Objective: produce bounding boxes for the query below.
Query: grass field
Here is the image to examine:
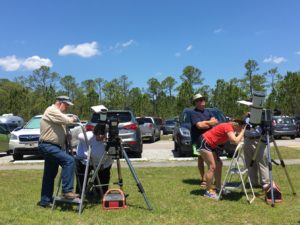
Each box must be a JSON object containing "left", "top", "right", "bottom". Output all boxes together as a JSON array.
[{"left": 0, "top": 164, "right": 299, "bottom": 225}]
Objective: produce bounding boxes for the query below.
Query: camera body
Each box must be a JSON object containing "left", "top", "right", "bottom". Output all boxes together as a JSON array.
[
  {"left": 91, "top": 105, "right": 119, "bottom": 141},
  {"left": 238, "top": 92, "right": 280, "bottom": 133}
]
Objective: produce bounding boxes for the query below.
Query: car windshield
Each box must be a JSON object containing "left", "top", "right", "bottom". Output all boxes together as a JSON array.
[
  {"left": 276, "top": 118, "right": 293, "bottom": 124},
  {"left": 165, "top": 120, "right": 175, "bottom": 125},
  {"left": 137, "top": 118, "right": 152, "bottom": 124},
  {"left": 25, "top": 117, "right": 41, "bottom": 129}
]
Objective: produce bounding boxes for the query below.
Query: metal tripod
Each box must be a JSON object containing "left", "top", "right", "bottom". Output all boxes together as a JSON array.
[
  {"left": 89, "top": 136, "right": 153, "bottom": 210},
  {"left": 250, "top": 127, "right": 296, "bottom": 207}
]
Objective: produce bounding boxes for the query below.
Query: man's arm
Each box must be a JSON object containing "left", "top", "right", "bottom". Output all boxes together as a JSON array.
[{"left": 196, "top": 117, "right": 218, "bottom": 129}]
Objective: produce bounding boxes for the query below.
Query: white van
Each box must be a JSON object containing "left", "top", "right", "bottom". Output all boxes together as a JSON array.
[{"left": 0, "top": 114, "right": 24, "bottom": 131}]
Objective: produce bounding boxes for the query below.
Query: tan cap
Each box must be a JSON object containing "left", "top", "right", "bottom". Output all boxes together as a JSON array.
[{"left": 192, "top": 93, "right": 205, "bottom": 103}]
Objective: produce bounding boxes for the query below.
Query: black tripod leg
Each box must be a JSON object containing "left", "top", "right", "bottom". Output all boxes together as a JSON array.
[
  {"left": 266, "top": 133, "right": 275, "bottom": 207},
  {"left": 121, "top": 147, "right": 153, "bottom": 210},
  {"left": 272, "top": 139, "right": 296, "bottom": 195}
]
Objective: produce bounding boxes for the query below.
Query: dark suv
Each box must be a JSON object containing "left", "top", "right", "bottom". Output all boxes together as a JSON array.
[
  {"left": 272, "top": 116, "right": 297, "bottom": 139},
  {"left": 173, "top": 108, "right": 235, "bottom": 157},
  {"left": 86, "top": 110, "right": 143, "bottom": 158}
]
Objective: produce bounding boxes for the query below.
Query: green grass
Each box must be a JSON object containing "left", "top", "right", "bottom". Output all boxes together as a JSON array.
[
  {"left": 0, "top": 165, "right": 299, "bottom": 225},
  {"left": 271, "top": 146, "right": 300, "bottom": 159}
]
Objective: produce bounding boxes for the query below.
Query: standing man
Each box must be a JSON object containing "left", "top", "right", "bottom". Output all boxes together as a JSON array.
[
  {"left": 38, "top": 96, "right": 79, "bottom": 208},
  {"left": 243, "top": 112, "right": 270, "bottom": 189},
  {"left": 190, "top": 93, "right": 218, "bottom": 186}
]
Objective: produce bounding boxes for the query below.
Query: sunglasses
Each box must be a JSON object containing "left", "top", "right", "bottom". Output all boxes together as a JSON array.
[{"left": 195, "top": 98, "right": 205, "bottom": 102}]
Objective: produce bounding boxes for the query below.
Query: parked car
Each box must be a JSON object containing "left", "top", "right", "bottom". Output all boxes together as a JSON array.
[
  {"left": 162, "top": 119, "right": 176, "bottom": 135},
  {"left": 272, "top": 116, "right": 297, "bottom": 139},
  {"left": 154, "top": 117, "right": 163, "bottom": 130},
  {"left": 0, "top": 123, "right": 10, "bottom": 154},
  {"left": 9, "top": 114, "right": 80, "bottom": 160},
  {"left": 86, "top": 110, "right": 143, "bottom": 158},
  {"left": 0, "top": 114, "right": 24, "bottom": 131},
  {"left": 172, "top": 108, "right": 235, "bottom": 157},
  {"left": 293, "top": 115, "right": 300, "bottom": 137},
  {"left": 9, "top": 115, "right": 42, "bottom": 160},
  {"left": 136, "top": 116, "right": 161, "bottom": 143}
]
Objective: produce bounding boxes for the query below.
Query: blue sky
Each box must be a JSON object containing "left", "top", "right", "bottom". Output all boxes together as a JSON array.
[{"left": 0, "top": 0, "right": 300, "bottom": 90}]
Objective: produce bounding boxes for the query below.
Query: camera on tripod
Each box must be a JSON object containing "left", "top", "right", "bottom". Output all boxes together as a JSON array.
[
  {"left": 238, "top": 91, "right": 280, "bottom": 133},
  {"left": 91, "top": 105, "right": 120, "bottom": 140}
]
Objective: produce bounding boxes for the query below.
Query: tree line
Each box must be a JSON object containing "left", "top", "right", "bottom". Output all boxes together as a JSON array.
[{"left": 0, "top": 59, "right": 299, "bottom": 121}]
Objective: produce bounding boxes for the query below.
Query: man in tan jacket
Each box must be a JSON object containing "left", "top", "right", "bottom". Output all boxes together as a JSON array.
[{"left": 38, "top": 96, "right": 78, "bottom": 208}]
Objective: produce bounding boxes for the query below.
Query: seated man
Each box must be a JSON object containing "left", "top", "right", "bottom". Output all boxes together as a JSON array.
[{"left": 75, "top": 123, "right": 113, "bottom": 197}]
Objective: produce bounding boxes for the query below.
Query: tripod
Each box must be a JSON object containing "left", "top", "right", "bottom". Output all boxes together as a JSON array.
[
  {"left": 250, "top": 125, "right": 296, "bottom": 207},
  {"left": 88, "top": 136, "right": 153, "bottom": 210}
]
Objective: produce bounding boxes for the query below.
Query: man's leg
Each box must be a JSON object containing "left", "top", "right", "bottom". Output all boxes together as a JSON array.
[
  {"left": 55, "top": 149, "right": 75, "bottom": 193},
  {"left": 38, "top": 144, "right": 59, "bottom": 206},
  {"left": 99, "top": 165, "right": 112, "bottom": 195},
  {"left": 243, "top": 138, "right": 259, "bottom": 186},
  {"left": 75, "top": 159, "right": 86, "bottom": 194},
  {"left": 256, "top": 141, "right": 269, "bottom": 187}
]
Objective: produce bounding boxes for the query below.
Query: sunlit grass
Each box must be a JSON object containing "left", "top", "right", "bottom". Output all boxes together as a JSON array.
[{"left": 0, "top": 165, "right": 299, "bottom": 225}]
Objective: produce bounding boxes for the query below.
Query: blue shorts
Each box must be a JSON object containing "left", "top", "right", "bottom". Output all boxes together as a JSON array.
[{"left": 198, "top": 138, "right": 215, "bottom": 153}]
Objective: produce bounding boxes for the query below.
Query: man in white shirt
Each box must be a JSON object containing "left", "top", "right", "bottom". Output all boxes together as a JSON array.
[{"left": 76, "top": 123, "right": 113, "bottom": 197}]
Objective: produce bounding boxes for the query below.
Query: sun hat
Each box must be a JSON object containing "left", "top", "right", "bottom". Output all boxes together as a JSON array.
[
  {"left": 56, "top": 96, "right": 74, "bottom": 106},
  {"left": 192, "top": 93, "right": 205, "bottom": 103}
]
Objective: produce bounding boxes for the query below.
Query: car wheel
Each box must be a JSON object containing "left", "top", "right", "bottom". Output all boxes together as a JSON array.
[
  {"left": 178, "top": 144, "right": 184, "bottom": 157},
  {"left": 134, "top": 152, "right": 142, "bottom": 158},
  {"left": 150, "top": 134, "right": 155, "bottom": 143},
  {"left": 174, "top": 141, "right": 178, "bottom": 152},
  {"left": 13, "top": 154, "right": 23, "bottom": 160},
  {"left": 291, "top": 135, "right": 295, "bottom": 139}
]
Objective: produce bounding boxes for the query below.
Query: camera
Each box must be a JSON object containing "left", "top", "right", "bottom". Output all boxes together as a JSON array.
[
  {"left": 91, "top": 105, "right": 119, "bottom": 141},
  {"left": 237, "top": 91, "right": 281, "bottom": 132}
]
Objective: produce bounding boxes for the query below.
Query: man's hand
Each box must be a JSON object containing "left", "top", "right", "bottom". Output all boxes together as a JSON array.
[
  {"left": 209, "top": 117, "right": 218, "bottom": 126},
  {"left": 72, "top": 115, "right": 80, "bottom": 123}
]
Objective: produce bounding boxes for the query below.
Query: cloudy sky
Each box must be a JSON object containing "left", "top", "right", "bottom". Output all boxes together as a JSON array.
[{"left": 0, "top": 0, "right": 300, "bottom": 89}]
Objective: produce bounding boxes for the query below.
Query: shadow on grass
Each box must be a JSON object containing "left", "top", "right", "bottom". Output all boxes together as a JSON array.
[
  {"left": 190, "top": 189, "right": 206, "bottom": 196},
  {"left": 190, "top": 189, "right": 246, "bottom": 202},
  {"left": 182, "top": 178, "right": 199, "bottom": 186}
]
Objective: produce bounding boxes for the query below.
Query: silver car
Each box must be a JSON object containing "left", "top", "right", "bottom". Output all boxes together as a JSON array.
[
  {"left": 86, "top": 110, "right": 143, "bottom": 158},
  {"left": 136, "top": 116, "right": 161, "bottom": 143}
]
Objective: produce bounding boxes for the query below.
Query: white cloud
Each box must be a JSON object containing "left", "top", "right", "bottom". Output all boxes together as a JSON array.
[
  {"left": 58, "top": 41, "right": 99, "bottom": 57},
  {"left": 175, "top": 52, "right": 181, "bottom": 57},
  {"left": 0, "top": 55, "right": 22, "bottom": 71},
  {"left": 122, "top": 39, "right": 135, "bottom": 48},
  {"left": 0, "top": 55, "right": 52, "bottom": 71},
  {"left": 295, "top": 51, "right": 300, "bottom": 55},
  {"left": 186, "top": 45, "right": 193, "bottom": 51},
  {"left": 263, "top": 55, "right": 287, "bottom": 64},
  {"left": 214, "top": 28, "right": 223, "bottom": 34},
  {"left": 22, "top": 56, "right": 52, "bottom": 70},
  {"left": 109, "top": 39, "right": 136, "bottom": 52}
]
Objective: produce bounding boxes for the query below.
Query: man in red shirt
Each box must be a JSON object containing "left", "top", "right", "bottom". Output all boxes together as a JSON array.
[{"left": 200, "top": 119, "right": 246, "bottom": 199}]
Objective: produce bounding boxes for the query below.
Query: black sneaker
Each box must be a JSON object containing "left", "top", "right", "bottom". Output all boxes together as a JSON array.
[{"left": 37, "top": 201, "right": 53, "bottom": 208}]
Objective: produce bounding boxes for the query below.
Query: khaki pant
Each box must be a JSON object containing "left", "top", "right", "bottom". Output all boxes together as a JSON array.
[{"left": 243, "top": 137, "right": 270, "bottom": 187}]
